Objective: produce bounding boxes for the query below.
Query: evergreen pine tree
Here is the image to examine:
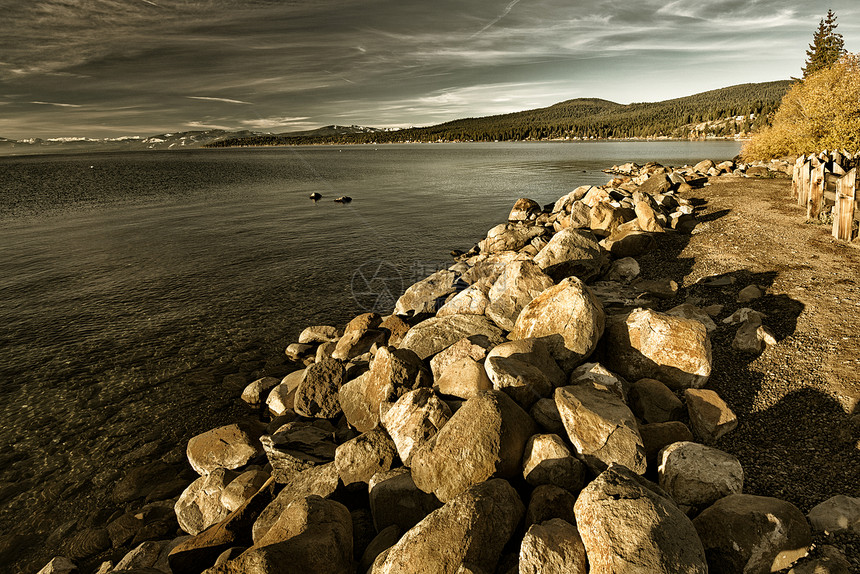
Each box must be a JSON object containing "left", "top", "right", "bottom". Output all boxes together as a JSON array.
[{"left": 802, "top": 9, "right": 845, "bottom": 78}]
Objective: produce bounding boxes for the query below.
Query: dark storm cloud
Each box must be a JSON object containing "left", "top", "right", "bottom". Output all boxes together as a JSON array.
[{"left": 1, "top": 0, "right": 858, "bottom": 137}]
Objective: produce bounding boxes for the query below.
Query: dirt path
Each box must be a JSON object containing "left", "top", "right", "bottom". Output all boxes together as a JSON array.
[{"left": 637, "top": 175, "right": 860, "bottom": 566}]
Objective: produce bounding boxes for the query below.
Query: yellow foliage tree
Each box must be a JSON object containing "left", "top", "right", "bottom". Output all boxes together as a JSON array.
[{"left": 742, "top": 54, "right": 860, "bottom": 160}]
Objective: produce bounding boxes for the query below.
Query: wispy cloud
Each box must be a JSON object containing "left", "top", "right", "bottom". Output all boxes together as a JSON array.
[
  {"left": 471, "top": 0, "right": 521, "bottom": 38},
  {"left": 187, "top": 96, "right": 254, "bottom": 105},
  {"left": 240, "top": 116, "right": 313, "bottom": 129},
  {"left": 30, "top": 101, "right": 82, "bottom": 108}
]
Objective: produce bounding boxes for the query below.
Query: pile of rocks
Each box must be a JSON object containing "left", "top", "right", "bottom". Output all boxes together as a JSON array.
[
  {"left": 39, "top": 161, "right": 858, "bottom": 574},
  {"left": 606, "top": 158, "right": 792, "bottom": 179}
]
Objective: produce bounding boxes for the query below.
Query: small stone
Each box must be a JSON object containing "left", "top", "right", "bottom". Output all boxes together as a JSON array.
[
  {"left": 605, "top": 257, "right": 640, "bottom": 283},
  {"left": 665, "top": 303, "right": 717, "bottom": 333},
  {"left": 722, "top": 307, "right": 766, "bottom": 325},
  {"left": 285, "top": 342, "right": 314, "bottom": 360},
  {"left": 241, "top": 377, "right": 281, "bottom": 409},
  {"left": 685, "top": 389, "right": 737, "bottom": 443},
  {"left": 737, "top": 284, "right": 764, "bottom": 303}
]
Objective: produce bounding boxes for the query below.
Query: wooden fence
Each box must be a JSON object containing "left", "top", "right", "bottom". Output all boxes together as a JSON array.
[{"left": 792, "top": 150, "right": 858, "bottom": 241}]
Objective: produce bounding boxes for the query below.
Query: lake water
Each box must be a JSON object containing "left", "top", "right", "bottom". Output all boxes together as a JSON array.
[{"left": 0, "top": 140, "right": 740, "bottom": 569}]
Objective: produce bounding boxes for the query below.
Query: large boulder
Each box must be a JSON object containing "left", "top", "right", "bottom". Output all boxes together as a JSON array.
[
  {"left": 434, "top": 357, "right": 493, "bottom": 399},
  {"left": 657, "top": 441, "right": 743, "bottom": 509},
  {"left": 251, "top": 463, "right": 340, "bottom": 544},
  {"left": 410, "top": 390, "right": 537, "bottom": 502},
  {"left": 429, "top": 335, "right": 494, "bottom": 380},
  {"left": 293, "top": 358, "right": 346, "bottom": 419},
  {"left": 533, "top": 228, "right": 606, "bottom": 282},
  {"left": 485, "top": 355, "right": 553, "bottom": 408},
  {"left": 372, "top": 478, "right": 524, "bottom": 574},
  {"left": 210, "top": 496, "right": 353, "bottom": 574},
  {"left": 485, "top": 338, "right": 565, "bottom": 388},
  {"left": 436, "top": 283, "right": 490, "bottom": 317},
  {"left": 521, "top": 433, "right": 586, "bottom": 493},
  {"left": 168, "top": 478, "right": 275, "bottom": 574},
  {"left": 555, "top": 383, "right": 646, "bottom": 474},
  {"left": 394, "top": 269, "right": 463, "bottom": 316},
  {"left": 526, "top": 484, "right": 578, "bottom": 528},
  {"left": 509, "top": 197, "right": 542, "bottom": 222},
  {"left": 380, "top": 388, "right": 452, "bottom": 465},
  {"left": 259, "top": 421, "right": 337, "bottom": 483},
  {"left": 603, "top": 309, "right": 712, "bottom": 390},
  {"left": 693, "top": 494, "right": 811, "bottom": 573},
  {"left": 519, "top": 518, "right": 588, "bottom": 574},
  {"left": 298, "top": 325, "right": 341, "bottom": 344},
  {"left": 334, "top": 428, "right": 398, "bottom": 486},
  {"left": 600, "top": 229, "right": 657, "bottom": 258},
  {"left": 365, "top": 346, "right": 432, "bottom": 416},
  {"left": 629, "top": 378, "right": 685, "bottom": 424},
  {"left": 338, "top": 372, "right": 377, "bottom": 432},
  {"left": 399, "top": 315, "right": 504, "bottom": 361},
  {"left": 479, "top": 223, "right": 546, "bottom": 254},
  {"left": 369, "top": 468, "right": 443, "bottom": 532},
  {"left": 807, "top": 495, "right": 860, "bottom": 534},
  {"left": 333, "top": 314, "right": 386, "bottom": 361},
  {"left": 175, "top": 469, "right": 238, "bottom": 535},
  {"left": 221, "top": 470, "right": 271, "bottom": 513},
  {"left": 511, "top": 277, "right": 605, "bottom": 371},
  {"left": 186, "top": 423, "right": 264, "bottom": 476},
  {"left": 485, "top": 261, "right": 554, "bottom": 331},
  {"left": 574, "top": 464, "right": 708, "bottom": 574}
]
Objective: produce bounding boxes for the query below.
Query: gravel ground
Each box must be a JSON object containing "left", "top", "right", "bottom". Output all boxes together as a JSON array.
[{"left": 636, "top": 175, "right": 860, "bottom": 570}]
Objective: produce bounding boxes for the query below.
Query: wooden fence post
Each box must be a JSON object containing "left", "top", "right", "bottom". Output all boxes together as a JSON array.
[
  {"left": 807, "top": 163, "right": 826, "bottom": 221},
  {"left": 798, "top": 159, "right": 811, "bottom": 207},
  {"left": 833, "top": 168, "right": 857, "bottom": 241}
]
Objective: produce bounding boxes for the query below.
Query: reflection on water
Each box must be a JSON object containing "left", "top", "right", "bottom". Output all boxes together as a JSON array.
[{"left": 0, "top": 141, "right": 740, "bottom": 568}]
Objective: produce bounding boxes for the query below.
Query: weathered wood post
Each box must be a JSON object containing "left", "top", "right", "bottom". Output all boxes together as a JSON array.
[
  {"left": 807, "top": 163, "right": 825, "bottom": 221},
  {"left": 792, "top": 156, "right": 805, "bottom": 199},
  {"left": 833, "top": 167, "right": 857, "bottom": 241},
  {"left": 798, "top": 157, "right": 812, "bottom": 207}
]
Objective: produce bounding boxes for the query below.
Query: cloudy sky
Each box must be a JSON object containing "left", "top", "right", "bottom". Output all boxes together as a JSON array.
[{"left": 2, "top": 0, "right": 858, "bottom": 138}]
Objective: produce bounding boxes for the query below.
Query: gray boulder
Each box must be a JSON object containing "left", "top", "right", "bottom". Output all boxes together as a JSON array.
[
  {"left": 485, "top": 261, "right": 554, "bottom": 331},
  {"left": 574, "top": 464, "right": 707, "bottom": 574},
  {"left": 399, "top": 315, "right": 504, "bottom": 360},
  {"left": 186, "top": 422, "right": 264, "bottom": 476},
  {"left": 555, "top": 384, "right": 646, "bottom": 474},
  {"left": 519, "top": 518, "right": 587, "bottom": 574},
  {"left": 394, "top": 269, "right": 463, "bottom": 316},
  {"left": 511, "top": 277, "right": 605, "bottom": 371},
  {"left": 533, "top": 228, "right": 606, "bottom": 282},
  {"left": 693, "top": 494, "right": 811, "bottom": 573},
  {"left": 657, "top": 441, "right": 743, "bottom": 509},
  {"left": 294, "top": 358, "right": 346, "bottom": 419},
  {"left": 410, "top": 390, "right": 537, "bottom": 503},
  {"left": 372, "top": 479, "right": 524, "bottom": 574}
]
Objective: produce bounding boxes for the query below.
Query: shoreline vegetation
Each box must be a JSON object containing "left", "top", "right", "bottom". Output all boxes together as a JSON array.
[{"left": 35, "top": 155, "right": 859, "bottom": 574}]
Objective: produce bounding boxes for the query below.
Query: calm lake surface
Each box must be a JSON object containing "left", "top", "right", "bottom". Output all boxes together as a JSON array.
[{"left": 0, "top": 141, "right": 740, "bottom": 567}]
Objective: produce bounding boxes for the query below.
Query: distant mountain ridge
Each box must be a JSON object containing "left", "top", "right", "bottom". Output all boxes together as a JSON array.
[{"left": 210, "top": 80, "right": 793, "bottom": 147}]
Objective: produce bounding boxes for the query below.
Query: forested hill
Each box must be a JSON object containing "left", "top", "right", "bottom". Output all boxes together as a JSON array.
[{"left": 208, "top": 80, "right": 792, "bottom": 147}]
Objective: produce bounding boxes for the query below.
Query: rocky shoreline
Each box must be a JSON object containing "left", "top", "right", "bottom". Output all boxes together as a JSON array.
[{"left": 37, "top": 157, "right": 859, "bottom": 574}]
